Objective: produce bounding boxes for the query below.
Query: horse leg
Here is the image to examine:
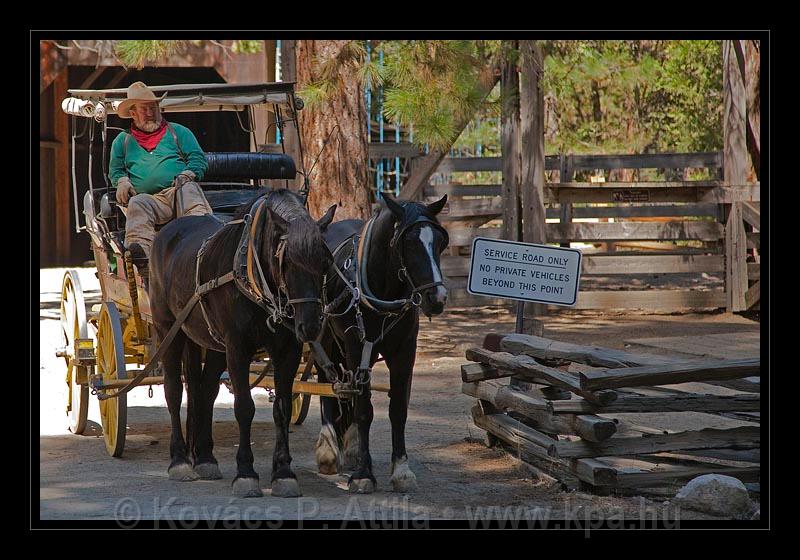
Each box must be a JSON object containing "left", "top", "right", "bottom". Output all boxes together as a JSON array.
[
  {"left": 340, "top": 400, "right": 359, "bottom": 470},
  {"left": 316, "top": 338, "right": 344, "bottom": 474},
  {"left": 227, "top": 348, "right": 263, "bottom": 498},
  {"left": 163, "top": 331, "right": 199, "bottom": 482},
  {"left": 270, "top": 337, "right": 303, "bottom": 497},
  {"left": 192, "top": 349, "right": 225, "bottom": 480},
  {"left": 183, "top": 340, "right": 201, "bottom": 467},
  {"left": 385, "top": 338, "right": 418, "bottom": 493},
  {"left": 346, "top": 341, "right": 376, "bottom": 493},
  {"left": 317, "top": 397, "right": 343, "bottom": 475}
]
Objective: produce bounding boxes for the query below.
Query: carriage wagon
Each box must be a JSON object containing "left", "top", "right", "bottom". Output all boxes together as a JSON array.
[{"left": 56, "top": 81, "right": 382, "bottom": 458}]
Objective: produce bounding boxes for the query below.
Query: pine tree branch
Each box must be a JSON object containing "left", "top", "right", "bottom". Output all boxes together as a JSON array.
[{"left": 399, "top": 66, "right": 500, "bottom": 200}]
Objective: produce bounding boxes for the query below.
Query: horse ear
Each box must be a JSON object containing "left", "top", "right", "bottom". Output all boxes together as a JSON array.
[
  {"left": 267, "top": 207, "right": 289, "bottom": 233},
  {"left": 383, "top": 194, "right": 405, "bottom": 219},
  {"left": 316, "top": 204, "right": 337, "bottom": 232},
  {"left": 426, "top": 194, "right": 448, "bottom": 216}
]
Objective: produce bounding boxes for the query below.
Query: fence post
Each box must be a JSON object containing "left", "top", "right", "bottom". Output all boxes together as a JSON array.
[
  {"left": 559, "top": 153, "right": 573, "bottom": 248},
  {"left": 723, "top": 40, "right": 748, "bottom": 312},
  {"left": 501, "top": 41, "right": 521, "bottom": 243},
  {"left": 520, "top": 40, "right": 547, "bottom": 324}
]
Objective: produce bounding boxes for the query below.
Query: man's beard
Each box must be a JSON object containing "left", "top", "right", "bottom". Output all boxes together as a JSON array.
[{"left": 136, "top": 116, "right": 162, "bottom": 132}]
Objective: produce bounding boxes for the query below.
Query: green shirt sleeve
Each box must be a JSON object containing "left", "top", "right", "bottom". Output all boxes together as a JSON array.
[
  {"left": 108, "top": 132, "right": 128, "bottom": 187},
  {"left": 173, "top": 123, "right": 208, "bottom": 180}
]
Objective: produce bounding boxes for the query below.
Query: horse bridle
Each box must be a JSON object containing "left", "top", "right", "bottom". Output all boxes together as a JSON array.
[
  {"left": 390, "top": 215, "right": 449, "bottom": 304},
  {"left": 270, "top": 232, "right": 327, "bottom": 320}
]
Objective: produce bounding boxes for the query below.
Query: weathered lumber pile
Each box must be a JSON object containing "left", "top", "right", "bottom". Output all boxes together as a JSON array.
[{"left": 462, "top": 333, "right": 761, "bottom": 495}]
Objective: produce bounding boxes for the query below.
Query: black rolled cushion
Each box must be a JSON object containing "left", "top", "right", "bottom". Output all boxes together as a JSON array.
[{"left": 204, "top": 152, "right": 297, "bottom": 181}]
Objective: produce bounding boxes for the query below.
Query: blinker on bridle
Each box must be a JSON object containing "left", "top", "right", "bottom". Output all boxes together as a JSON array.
[{"left": 390, "top": 215, "right": 449, "bottom": 303}]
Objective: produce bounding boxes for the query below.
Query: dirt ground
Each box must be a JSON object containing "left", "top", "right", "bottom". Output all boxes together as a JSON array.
[{"left": 38, "top": 268, "right": 760, "bottom": 525}]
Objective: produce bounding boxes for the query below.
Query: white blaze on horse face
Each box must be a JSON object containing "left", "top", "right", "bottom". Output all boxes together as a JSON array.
[{"left": 419, "top": 225, "right": 448, "bottom": 304}]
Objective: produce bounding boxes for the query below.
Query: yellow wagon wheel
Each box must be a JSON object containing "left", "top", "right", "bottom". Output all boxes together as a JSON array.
[
  {"left": 96, "top": 302, "right": 128, "bottom": 458},
  {"left": 61, "top": 269, "right": 89, "bottom": 435}
]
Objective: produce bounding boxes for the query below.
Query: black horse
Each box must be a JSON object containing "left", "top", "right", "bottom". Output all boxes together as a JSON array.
[
  {"left": 314, "top": 194, "right": 449, "bottom": 493},
  {"left": 149, "top": 188, "right": 335, "bottom": 498}
]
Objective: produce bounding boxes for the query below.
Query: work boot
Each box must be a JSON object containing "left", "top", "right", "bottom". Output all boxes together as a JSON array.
[{"left": 126, "top": 242, "right": 149, "bottom": 279}]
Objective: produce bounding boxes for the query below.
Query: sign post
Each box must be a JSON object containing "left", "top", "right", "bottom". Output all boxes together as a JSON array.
[{"left": 468, "top": 238, "right": 582, "bottom": 308}]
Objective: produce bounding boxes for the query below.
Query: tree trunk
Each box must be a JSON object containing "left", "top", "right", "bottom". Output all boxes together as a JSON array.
[
  {"left": 519, "top": 40, "right": 548, "bottom": 318},
  {"left": 295, "top": 40, "right": 371, "bottom": 220},
  {"left": 744, "top": 40, "right": 760, "bottom": 181},
  {"left": 501, "top": 41, "right": 521, "bottom": 242}
]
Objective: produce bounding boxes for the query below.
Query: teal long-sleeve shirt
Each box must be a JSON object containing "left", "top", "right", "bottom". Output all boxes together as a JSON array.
[{"left": 108, "top": 122, "right": 208, "bottom": 195}]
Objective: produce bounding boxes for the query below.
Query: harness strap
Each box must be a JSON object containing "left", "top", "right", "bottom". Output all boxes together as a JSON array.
[
  {"left": 97, "top": 289, "right": 203, "bottom": 401},
  {"left": 357, "top": 216, "right": 413, "bottom": 313},
  {"left": 324, "top": 234, "right": 361, "bottom": 316},
  {"left": 196, "top": 229, "right": 234, "bottom": 348}
]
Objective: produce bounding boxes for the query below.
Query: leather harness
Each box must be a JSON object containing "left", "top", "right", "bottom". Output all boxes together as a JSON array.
[
  {"left": 317, "top": 211, "right": 449, "bottom": 394},
  {"left": 97, "top": 194, "right": 322, "bottom": 401}
]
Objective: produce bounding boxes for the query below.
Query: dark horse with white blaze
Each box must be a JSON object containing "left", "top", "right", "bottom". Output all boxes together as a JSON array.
[
  {"left": 149, "top": 189, "right": 335, "bottom": 498},
  {"left": 314, "top": 194, "right": 449, "bottom": 493}
]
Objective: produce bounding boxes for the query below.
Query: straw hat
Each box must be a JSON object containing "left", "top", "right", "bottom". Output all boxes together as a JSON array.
[{"left": 117, "top": 81, "right": 167, "bottom": 119}]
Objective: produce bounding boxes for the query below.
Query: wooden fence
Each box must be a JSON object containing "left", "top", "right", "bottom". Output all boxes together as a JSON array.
[
  {"left": 400, "top": 150, "right": 761, "bottom": 312},
  {"left": 462, "top": 332, "right": 760, "bottom": 495}
]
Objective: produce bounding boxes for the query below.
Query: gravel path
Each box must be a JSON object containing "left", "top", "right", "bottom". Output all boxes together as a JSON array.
[{"left": 38, "top": 268, "right": 759, "bottom": 525}]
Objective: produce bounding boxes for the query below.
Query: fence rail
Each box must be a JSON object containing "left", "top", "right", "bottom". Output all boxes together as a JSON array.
[{"left": 382, "top": 150, "right": 760, "bottom": 312}]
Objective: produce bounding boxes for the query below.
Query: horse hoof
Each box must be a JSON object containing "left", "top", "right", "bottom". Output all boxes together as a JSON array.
[
  {"left": 232, "top": 477, "right": 263, "bottom": 498},
  {"left": 343, "top": 424, "right": 360, "bottom": 470},
  {"left": 168, "top": 463, "right": 200, "bottom": 482},
  {"left": 271, "top": 478, "right": 302, "bottom": 498},
  {"left": 390, "top": 459, "right": 418, "bottom": 493},
  {"left": 194, "top": 463, "right": 223, "bottom": 480},
  {"left": 348, "top": 478, "right": 376, "bottom": 494},
  {"left": 318, "top": 463, "right": 338, "bottom": 475},
  {"left": 315, "top": 424, "right": 340, "bottom": 475}
]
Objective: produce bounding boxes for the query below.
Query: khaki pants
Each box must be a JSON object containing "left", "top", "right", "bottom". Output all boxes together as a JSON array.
[{"left": 124, "top": 182, "right": 213, "bottom": 258}]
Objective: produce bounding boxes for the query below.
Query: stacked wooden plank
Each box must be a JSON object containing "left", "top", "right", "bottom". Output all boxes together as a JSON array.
[{"left": 462, "top": 333, "right": 760, "bottom": 495}]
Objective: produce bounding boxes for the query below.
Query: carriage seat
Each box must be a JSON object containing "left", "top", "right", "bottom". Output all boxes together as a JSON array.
[
  {"left": 202, "top": 152, "right": 297, "bottom": 182},
  {"left": 200, "top": 152, "right": 295, "bottom": 218}
]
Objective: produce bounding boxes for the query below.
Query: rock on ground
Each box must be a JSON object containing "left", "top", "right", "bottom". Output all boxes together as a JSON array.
[{"left": 674, "top": 474, "right": 755, "bottom": 519}]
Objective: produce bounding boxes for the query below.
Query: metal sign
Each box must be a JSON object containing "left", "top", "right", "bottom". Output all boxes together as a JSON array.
[
  {"left": 467, "top": 238, "right": 582, "bottom": 306},
  {"left": 613, "top": 189, "right": 650, "bottom": 202}
]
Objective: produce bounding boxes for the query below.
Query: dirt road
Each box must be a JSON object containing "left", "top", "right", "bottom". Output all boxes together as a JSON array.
[{"left": 38, "top": 268, "right": 760, "bottom": 524}]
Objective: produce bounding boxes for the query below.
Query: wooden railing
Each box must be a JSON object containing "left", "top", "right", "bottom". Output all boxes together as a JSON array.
[{"left": 377, "top": 149, "right": 760, "bottom": 312}]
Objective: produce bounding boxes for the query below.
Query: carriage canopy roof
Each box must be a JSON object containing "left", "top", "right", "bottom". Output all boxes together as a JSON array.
[{"left": 64, "top": 82, "right": 298, "bottom": 115}]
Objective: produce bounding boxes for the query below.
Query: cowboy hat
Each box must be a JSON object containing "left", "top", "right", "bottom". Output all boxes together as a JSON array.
[{"left": 116, "top": 81, "right": 167, "bottom": 119}]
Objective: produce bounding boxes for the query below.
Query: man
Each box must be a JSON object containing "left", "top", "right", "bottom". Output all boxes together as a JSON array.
[{"left": 108, "top": 81, "right": 211, "bottom": 272}]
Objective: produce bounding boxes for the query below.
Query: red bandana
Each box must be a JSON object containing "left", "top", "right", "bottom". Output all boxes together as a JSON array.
[{"left": 130, "top": 119, "right": 168, "bottom": 152}]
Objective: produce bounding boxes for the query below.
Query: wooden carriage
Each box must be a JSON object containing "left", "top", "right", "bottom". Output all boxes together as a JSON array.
[{"left": 58, "top": 82, "right": 342, "bottom": 457}]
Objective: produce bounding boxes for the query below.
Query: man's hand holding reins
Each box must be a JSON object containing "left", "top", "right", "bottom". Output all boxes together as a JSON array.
[
  {"left": 173, "top": 170, "right": 196, "bottom": 189},
  {"left": 115, "top": 176, "right": 136, "bottom": 205}
]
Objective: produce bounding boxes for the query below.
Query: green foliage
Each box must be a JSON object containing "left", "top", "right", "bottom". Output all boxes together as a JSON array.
[
  {"left": 115, "top": 40, "right": 187, "bottom": 69},
  {"left": 541, "top": 40, "right": 723, "bottom": 156},
  {"left": 444, "top": 40, "right": 723, "bottom": 184},
  {"left": 231, "top": 40, "right": 263, "bottom": 55},
  {"left": 378, "top": 40, "right": 494, "bottom": 150},
  {"left": 115, "top": 40, "right": 263, "bottom": 70},
  {"left": 300, "top": 40, "right": 499, "bottom": 152}
]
